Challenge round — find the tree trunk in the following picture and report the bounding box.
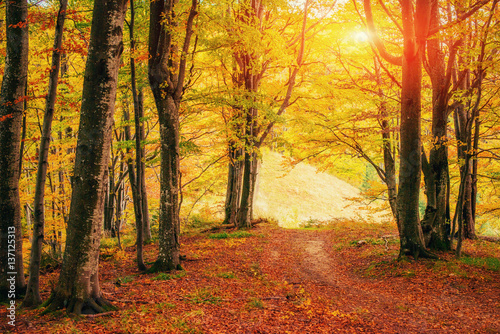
[454,101,476,239]
[123,102,145,270]
[237,105,258,228]
[129,0,145,270]
[470,117,480,233]
[421,0,451,251]
[129,0,151,244]
[248,151,259,222]
[463,172,476,239]
[104,166,115,234]
[23,0,68,308]
[374,59,398,223]
[396,0,435,259]
[0,0,29,301]
[224,144,243,225]
[44,0,128,314]
[148,0,197,272]
[138,92,152,242]
[114,162,125,239]
[397,48,428,257]
[151,93,182,270]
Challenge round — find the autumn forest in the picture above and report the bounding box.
[1,0,500,332]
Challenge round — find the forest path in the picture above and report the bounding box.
[260,225,500,333]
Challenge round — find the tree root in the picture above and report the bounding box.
[22,285,42,309]
[42,293,116,315]
[146,259,182,274]
[400,245,439,260]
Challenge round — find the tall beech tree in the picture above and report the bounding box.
[0,0,29,300]
[24,0,69,308]
[44,0,128,314]
[364,0,436,258]
[148,0,198,271]
[419,0,456,251]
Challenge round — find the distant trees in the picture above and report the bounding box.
[0,0,29,300]
[44,0,128,314]
[217,0,309,228]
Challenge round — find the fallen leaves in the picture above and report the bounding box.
[3,221,500,333]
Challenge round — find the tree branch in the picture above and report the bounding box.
[363,0,403,66]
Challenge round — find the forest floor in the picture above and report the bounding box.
[3,220,500,333]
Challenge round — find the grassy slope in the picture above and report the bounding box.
[254,150,391,227]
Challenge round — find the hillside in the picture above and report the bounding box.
[254,150,391,227]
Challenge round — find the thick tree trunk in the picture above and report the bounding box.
[0,0,29,301]
[420,0,451,251]
[396,0,434,259]
[397,49,429,258]
[44,0,128,314]
[151,93,181,270]
[148,0,197,272]
[364,0,435,259]
[24,0,68,308]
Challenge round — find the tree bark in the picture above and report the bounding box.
[24,0,68,308]
[454,89,477,240]
[0,0,29,300]
[420,0,452,251]
[44,0,128,314]
[148,0,198,272]
[396,0,435,259]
